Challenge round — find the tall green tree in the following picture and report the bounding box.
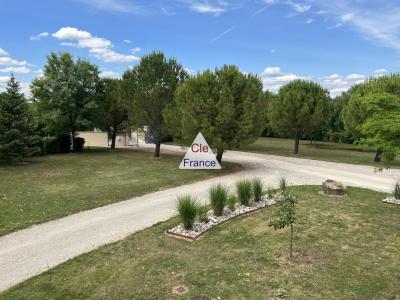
[164,65,266,163]
[31,52,102,151]
[0,75,38,163]
[97,78,129,150]
[268,80,331,154]
[343,74,400,163]
[123,52,187,157]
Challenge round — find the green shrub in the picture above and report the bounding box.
[279,177,288,191]
[177,195,198,230]
[394,181,400,200]
[198,204,209,223]
[252,178,263,202]
[227,194,237,210]
[236,179,252,206]
[209,184,228,216]
[58,134,71,153]
[74,137,85,152]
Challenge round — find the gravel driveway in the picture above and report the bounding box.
[1,145,399,292]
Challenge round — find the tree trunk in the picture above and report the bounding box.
[290,223,293,259]
[216,148,224,164]
[374,149,383,162]
[154,142,161,158]
[111,130,117,150]
[294,133,300,154]
[71,130,76,152]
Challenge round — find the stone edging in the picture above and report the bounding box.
[382,197,400,205]
[166,198,275,241]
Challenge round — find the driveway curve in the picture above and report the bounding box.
[1,144,399,292]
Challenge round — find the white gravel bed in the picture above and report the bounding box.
[167,197,276,240]
[382,197,400,205]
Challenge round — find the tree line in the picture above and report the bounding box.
[1,51,399,166]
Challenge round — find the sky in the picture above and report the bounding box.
[0,0,399,97]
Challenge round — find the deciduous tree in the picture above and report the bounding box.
[123,52,187,157]
[31,52,102,151]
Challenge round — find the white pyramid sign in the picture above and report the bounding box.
[179,132,221,169]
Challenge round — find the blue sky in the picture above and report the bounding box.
[0,0,399,96]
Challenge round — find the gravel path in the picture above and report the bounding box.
[1,145,399,292]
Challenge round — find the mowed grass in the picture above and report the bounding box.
[0,149,239,236]
[2,186,399,299]
[239,137,400,168]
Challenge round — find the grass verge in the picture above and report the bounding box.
[2,186,399,299]
[0,148,240,236]
[239,137,400,168]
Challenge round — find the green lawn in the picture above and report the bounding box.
[239,137,400,168]
[2,186,399,299]
[0,149,239,236]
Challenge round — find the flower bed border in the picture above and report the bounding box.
[382,197,400,205]
[165,198,275,241]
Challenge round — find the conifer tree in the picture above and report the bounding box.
[0,75,37,163]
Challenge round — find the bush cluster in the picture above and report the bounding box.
[394,181,400,200]
[177,195,198,230]
[236,179,252,206]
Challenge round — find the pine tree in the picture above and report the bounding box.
[0,75,37,163]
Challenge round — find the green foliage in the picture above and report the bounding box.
[269,191,297,258]
[252,178,263,202]
[123,52,187,157]
[164,65,267,163]
[30,52,102,151]
[279,177,288,191]
[266,186,275,199]
[393,181,400,200]
[227,194,237,210]
[343,74,400,165]
[96,78,129,150]
[209,184,228,216]
[0,76,38,163]
[197,204,209,223]
[236,179,252,206]
[177,195,198,230]
[268,80,331,154]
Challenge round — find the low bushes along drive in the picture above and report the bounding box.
[236,179,252,206]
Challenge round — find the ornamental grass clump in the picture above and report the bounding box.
[209,184,228,216]
[394,181,400,200]
[279,177,288,192]
[236,179,252,206]
[198,204,209,223]
[227,194,237,211]
[177,195,198,230]
[252,178,263,202]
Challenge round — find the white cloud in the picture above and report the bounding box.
[260,67,374,97]
[191,3,226,16]
[123,39,132,44]
[306,18,313,24]
[0,48,9,56]
[30,32,49,41]
[0,66,31,74]
[52,27,139,63]
[100,70,120,78]
[0,75,30,95]
[313,1,400,51]
[373,68,387,77]
[0,56,27,66]
[89,48,139,63]
[264,0,311,14]
[131,47,142,54]
[261,67,305,92]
